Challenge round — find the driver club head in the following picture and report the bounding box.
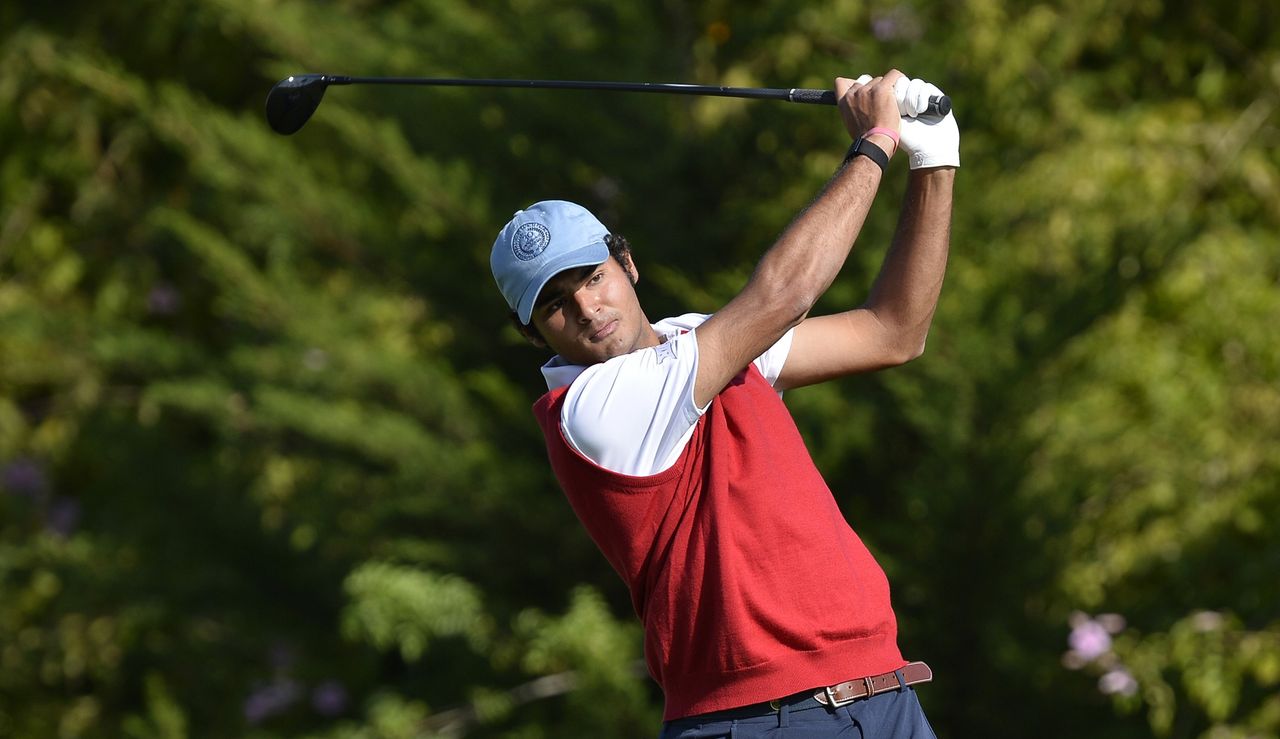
[264,74,331,135]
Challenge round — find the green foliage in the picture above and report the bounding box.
[2,0,1278,737]
[122,673,189,739]
[341,563,491,660]
[514,587,653,732]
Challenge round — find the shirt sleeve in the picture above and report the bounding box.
[561,329,704,477]
[752,325,795,386]
[561,315,795,476]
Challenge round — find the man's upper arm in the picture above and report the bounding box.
[692,293,805,407]
[773,309,910,390]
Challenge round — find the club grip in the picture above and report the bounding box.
[789,88,951,117]
[789,88,838,105]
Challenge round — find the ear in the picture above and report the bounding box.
[510,312,547,348]
[620,252,639,285]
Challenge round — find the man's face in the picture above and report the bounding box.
[529,254,656,366]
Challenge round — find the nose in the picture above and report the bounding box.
[570,287,597,323]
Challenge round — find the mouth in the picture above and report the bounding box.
[588,319,619,342]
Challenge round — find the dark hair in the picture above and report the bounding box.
[604,233,632,266]
[512,233,635,343]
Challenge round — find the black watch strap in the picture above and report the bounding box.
[844,136,890,173]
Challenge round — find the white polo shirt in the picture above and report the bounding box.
[540,313,795,476]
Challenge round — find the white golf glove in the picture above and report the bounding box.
[893,76,960,170]
[854,75,960,169]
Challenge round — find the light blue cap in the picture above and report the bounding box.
[491,200,611,325]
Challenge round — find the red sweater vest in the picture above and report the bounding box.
[533,364,905,720]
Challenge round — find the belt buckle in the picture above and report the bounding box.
[824,676,874,708]
[823,686,851,707]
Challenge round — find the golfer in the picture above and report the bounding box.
[491,70,957,737]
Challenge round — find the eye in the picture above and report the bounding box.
[588,271,605,285]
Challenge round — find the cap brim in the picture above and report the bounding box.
[516,241,611,325]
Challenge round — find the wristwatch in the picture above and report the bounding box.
[844,136,890,173]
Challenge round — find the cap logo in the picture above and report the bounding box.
[511,222,551,261]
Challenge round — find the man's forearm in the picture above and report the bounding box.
[863,168,955,356]
[748,154,888,320]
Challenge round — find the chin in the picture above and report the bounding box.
[579,339,629,365]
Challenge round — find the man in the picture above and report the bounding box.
[490,70,958,737]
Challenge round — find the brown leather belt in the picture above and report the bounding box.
[812,661,933,707]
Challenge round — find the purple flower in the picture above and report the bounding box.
[871,15,900,41]
[243,679,302,725]
[311,680,348,716]
[1095,613,1126,634]
[147,284,182,316]
[1098,668,1138,696]
[2,458,48,500]
[870,6,923,42]
[1068,618,1112,662]
[45,497,81,537]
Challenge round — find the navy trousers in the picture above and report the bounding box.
[658,685,936,739]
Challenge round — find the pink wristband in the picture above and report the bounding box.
[864,126,899,155]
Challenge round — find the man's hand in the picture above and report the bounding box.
[836,71,904,151]
[893,76,960,170]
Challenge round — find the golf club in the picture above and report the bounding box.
[264,74,952,136]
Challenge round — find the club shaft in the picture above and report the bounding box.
[327,75,831,104]
[295,75,950,117]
